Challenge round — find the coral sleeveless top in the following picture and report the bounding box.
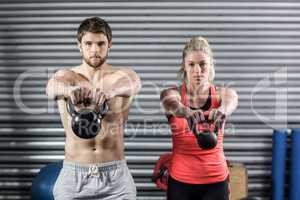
[168,83,229,184]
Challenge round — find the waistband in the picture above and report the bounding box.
[63,159,127,173]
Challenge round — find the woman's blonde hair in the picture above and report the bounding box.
[177,36,215,82]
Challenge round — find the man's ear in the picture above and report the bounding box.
[108,41,112,48]
[77,41,82,54]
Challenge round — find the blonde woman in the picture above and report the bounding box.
[160,37,238,200]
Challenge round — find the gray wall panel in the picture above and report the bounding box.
[1,1,299,199]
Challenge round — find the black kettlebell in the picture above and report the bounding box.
[188,116,219,150]
[195,129,218,150]
[66,99,108,139]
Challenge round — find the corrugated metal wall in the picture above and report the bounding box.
[0,1,299,199]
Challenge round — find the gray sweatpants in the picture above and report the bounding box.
[53,159,136,200]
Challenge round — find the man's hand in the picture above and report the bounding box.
[91,88,108,111]
[68,86,91,105]
[68,86,109,112]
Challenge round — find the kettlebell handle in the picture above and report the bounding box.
[99,101,109,117]
[66,98,78,117]
[66,98,109,117]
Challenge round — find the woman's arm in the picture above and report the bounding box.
[160,87,193,118]
[217,87,238,117]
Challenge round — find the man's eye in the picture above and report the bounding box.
[189,63,194,67]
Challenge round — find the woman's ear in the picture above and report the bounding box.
[182,63,187,74]
[179,63,186,80]
[180,62,185,70]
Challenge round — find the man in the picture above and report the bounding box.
[46,17,141,200]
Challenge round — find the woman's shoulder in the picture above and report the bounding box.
[160,85,181,97]
[213,84,238,105]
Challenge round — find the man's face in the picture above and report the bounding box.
[78,32,111,68]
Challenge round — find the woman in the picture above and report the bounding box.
[160,36,238,200]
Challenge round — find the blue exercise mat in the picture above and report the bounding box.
[31,162,63,200]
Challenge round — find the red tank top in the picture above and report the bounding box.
[168,83,229,184]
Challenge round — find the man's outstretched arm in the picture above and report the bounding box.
[96,68,141,99]
[46,69,77,100]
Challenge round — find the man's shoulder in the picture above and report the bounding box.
[54,66,79,74]
[53,67,77,79]
[69,65,82,73]
[109,66,136,73]
[54,66,91,84]
[106,66,139,79]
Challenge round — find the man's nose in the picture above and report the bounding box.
[91,44,99,52]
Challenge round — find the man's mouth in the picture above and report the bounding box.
[90,55,101,59]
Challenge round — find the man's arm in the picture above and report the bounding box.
[96,68,141,99]
[160,88,193,118]
[46,69,77,100]
[46,69,94,107]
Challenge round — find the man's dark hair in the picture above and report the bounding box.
[77,17,112,43]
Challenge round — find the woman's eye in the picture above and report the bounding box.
[200,63,207,69]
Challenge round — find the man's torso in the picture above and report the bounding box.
[57,66,132,163]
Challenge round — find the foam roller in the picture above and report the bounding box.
[289,129,300,200]
[272,129,288,200]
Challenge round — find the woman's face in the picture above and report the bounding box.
[184,50,210,86]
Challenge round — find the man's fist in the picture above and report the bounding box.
[67,86,108,112]
[68,86,92,106]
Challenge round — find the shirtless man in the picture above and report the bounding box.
[46,17,141,200]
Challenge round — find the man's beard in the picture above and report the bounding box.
[83,53,108,69]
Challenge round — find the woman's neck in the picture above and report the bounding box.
[184,80,210,108]
[185,80,210,97]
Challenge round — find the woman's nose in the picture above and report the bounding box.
[194,65,202,73]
